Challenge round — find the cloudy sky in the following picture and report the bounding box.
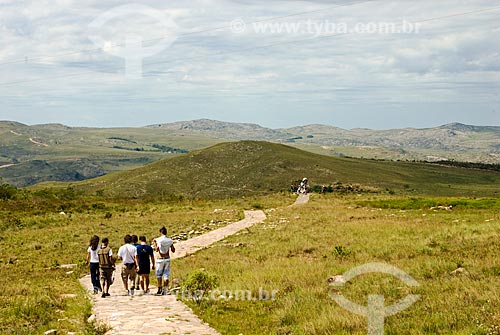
[0,0,499,129]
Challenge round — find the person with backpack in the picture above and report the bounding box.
[136,236,155,294]
[154,227,175,295]
[117,234,139,296]
[86,235,102,294]
[97,237,115,298]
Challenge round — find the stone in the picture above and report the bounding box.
[44,330,57,335]
[450,267,468,276]
[327,275,346,284]
[61,294,77,299]
[87,314,96,323]
[60,264,77,269]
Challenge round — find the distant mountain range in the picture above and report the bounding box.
[148,119,499,161]
[1,119,498,187]
[148,119,499,150]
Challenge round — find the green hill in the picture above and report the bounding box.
[52,141,499,198]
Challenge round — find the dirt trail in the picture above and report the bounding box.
[29,137,49,147]
[292,194,310,206]
[79,210,266,335]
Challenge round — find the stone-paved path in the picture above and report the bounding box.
[80,210,266,335]
[292,194,310,206]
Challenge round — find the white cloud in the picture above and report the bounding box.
[0,0,499,128]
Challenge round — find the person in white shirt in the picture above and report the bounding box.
[117,234,139,295]
[154,226,175,295]
[86,235,102,294]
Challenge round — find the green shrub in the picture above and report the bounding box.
[332,245,351,259]
[181,269,218,304]
[0,183,17,200]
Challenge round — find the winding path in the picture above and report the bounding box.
[292,194,310,206]
[80,210,267,335]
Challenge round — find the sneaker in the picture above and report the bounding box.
[135,286,140,290]
[162,289,169,295]
[125,290,130,296]
[156,287,163,296]
[93,288,98,295]
[130,288,135,296]
[101,293,106,298]
[105,293,110,297]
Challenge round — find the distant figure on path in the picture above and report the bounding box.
[297,177,309,194]
[154,226,175,295]
[136,235,155,294]
[97,237,115,298]
[131,235,141,291]
[117,234,139,295]
[86,235,102,294]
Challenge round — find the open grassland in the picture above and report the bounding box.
[175,194,500,335]
[1,188,499,335]
[0,192,291,335]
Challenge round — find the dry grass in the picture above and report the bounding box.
[174,194,500,335]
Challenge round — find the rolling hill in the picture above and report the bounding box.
[49,141,499,199]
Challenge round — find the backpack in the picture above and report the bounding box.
[97,246,113,269]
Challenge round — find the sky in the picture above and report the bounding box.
[0,0,499,129]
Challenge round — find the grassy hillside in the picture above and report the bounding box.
[50,141,499,198]
[0,121,220,186]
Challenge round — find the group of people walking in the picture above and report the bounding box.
[86,226,176,298]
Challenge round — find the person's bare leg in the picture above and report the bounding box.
[145,274,150,291]
[156,277,163,295]
[101,277,106,296]
[122,276,128,291]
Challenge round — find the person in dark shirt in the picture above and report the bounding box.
[131,235,141,290]
[135,235,155,294]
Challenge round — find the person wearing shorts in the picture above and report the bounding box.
[117,234,138,295]
[154,226,175,295]
[131,235,141,290]
[136,235,155,294]
[98,237,115,298]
